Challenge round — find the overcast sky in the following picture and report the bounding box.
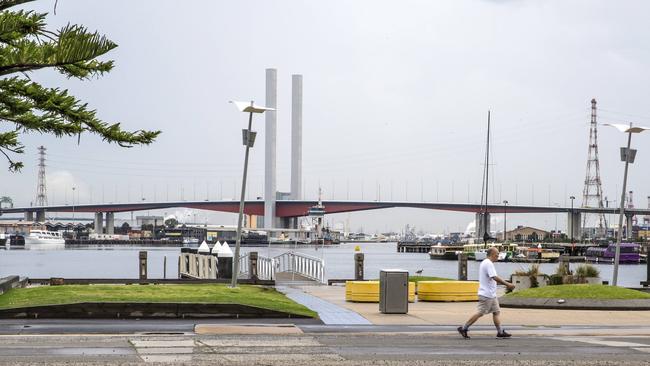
[3,0,650,234]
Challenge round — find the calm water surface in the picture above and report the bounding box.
[0,242,646,287]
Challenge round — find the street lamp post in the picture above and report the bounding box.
[72,186,76,220]
[604,123,650,286]
[502,200,508,242]
[230,100,274,288]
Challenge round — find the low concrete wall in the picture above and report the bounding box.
[26,278,274,286]
[0,302,310,319]
[0,276,27,295]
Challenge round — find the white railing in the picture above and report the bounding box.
[237,253,275,281]
[274,251,325,283]
[238,253,249,277]
[257,256,275,281]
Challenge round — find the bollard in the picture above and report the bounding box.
[457,253,468,281]
[163,256,167,279]
[139,251,148,280]
[249,252,258,281]
[354,252,365,280]
[643,253,650,287]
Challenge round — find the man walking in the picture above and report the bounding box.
[458,247,515,339]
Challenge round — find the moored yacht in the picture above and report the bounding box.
[24,230,65,245]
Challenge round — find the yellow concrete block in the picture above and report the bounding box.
[345,281,416,303]
[417,281,479,302]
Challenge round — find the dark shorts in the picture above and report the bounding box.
[477,295,500,315]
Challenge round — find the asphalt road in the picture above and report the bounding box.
[1,320,650,365]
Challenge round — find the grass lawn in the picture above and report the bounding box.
[408,276,453,283]
[0,284,316,317]
[504,284,650,300]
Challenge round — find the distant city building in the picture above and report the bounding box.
[501,225,550,242]
[136,216,164,227]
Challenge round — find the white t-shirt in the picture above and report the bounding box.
[478,258,498,298]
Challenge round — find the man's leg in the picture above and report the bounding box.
[464,312,484,329]
[492,312,501,332]
[493,312,511,337]
[458,312,483,338]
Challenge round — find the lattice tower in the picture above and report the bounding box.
[581,99,607,237]
[35,145,48,206]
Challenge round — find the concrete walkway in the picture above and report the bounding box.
[277,286,371,325]
[295,284,650,327]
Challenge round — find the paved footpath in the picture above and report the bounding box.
[297,284,650,327]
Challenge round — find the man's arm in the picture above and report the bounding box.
[492,275,515,290]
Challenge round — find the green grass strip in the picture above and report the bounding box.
[504,284,650,300]
[0,284,316,317]
[408,276,454,283]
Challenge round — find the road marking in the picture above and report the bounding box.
[198,337,321,347]
[128,335,341,363]
[558,337,649,348]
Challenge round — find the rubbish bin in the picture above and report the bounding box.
[379,269,409,314]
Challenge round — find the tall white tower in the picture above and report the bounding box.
[264,69,277,229]
[291,74,303,201]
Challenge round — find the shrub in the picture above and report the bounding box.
[549,274,563,286]
[555,263,573,277]
[575,264,600,278]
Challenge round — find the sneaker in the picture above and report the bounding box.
[457,326,470,339]
[496,330,512,338]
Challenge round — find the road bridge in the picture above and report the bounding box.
[2,200,649,239]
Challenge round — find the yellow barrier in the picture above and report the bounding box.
[417,281,478,302]
[345,281,415,303]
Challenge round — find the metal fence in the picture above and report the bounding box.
[274,251,325,283]
[237,253,275,281]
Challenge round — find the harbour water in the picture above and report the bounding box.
[0,242,647,288]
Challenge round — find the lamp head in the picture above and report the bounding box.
[604,123,650,134]
[230,100,275,114]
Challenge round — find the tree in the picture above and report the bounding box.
[164,217,178,228]
[0,0,160,171]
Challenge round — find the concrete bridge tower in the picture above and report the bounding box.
[264,69,278,229]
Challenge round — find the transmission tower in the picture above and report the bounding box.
[581,99,607,237]
[35,146,48,206]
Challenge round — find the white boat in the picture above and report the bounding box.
[24,230,65,245]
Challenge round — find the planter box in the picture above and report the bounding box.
[511,275,531,291]
[583,277,602,285]
[535,275,548,287]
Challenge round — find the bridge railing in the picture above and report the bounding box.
[274,251,325,283]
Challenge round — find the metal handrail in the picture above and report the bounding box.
[274,251,325,283]
[237,253,275,281]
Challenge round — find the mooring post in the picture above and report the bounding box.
[354,252,364,281]
[643,252,650,287]
[249,252,258,282]
[457,253,468,281]
[139,251,148,280]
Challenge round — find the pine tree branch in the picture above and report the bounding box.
[0,1,160,172]
[0,0,33,12]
